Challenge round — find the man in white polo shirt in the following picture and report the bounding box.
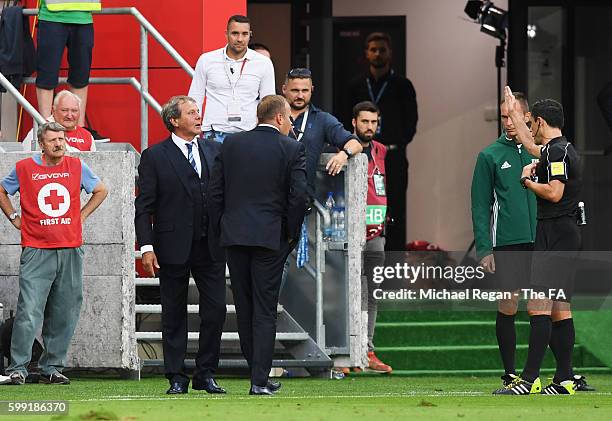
[188,15,275,143]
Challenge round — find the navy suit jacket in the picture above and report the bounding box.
[208,126,308,256]
[134,136,223,265]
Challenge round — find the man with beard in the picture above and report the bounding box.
[344,32,418,252]
[188,15,275,143]
[282,68,362,191]
[352,101,392,374]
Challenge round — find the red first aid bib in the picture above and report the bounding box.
[16,156,83,248]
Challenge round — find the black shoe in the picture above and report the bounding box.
[249,385,274,395]
[192,377,226,394]
[40,372,70,385]
[501,373,518,387]
[574,375,596,392]
[266,380,281,393]
[166,381,189,394]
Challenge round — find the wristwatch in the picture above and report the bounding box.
[9,212,19,221]
[342,146,353,159]
[520,176,530,189]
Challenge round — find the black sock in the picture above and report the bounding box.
[496,311,516,375]
[521,315,552,383]
[549,318,575,384]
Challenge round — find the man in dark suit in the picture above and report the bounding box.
[208,95,307,395]
[135,96,227,395]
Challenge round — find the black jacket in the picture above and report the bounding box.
[0,6,35,91]
[343,70,418,147]
[208,126,308,255]
[135,136,223,265]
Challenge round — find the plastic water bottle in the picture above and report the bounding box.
[331,207,340,241]
[324,192,335,241]
[333,196,346,242]
[337,207,346,241]
[577,201,587,225]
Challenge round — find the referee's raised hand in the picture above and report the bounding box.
[504,86,521,115]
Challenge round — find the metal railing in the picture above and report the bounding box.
[20,7,195,151]
[0,72,46,146]
[309,198,331,348]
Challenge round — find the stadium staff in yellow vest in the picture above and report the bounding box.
[35,0,102,127]
[0,121,107,386]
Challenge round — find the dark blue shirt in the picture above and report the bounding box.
[290,103,355,193]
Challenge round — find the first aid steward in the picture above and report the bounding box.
[0,122,107,385]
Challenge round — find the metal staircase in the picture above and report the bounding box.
[133,274,333,375]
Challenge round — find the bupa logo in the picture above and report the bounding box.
[32,172,70,180]
[32,173,70,181]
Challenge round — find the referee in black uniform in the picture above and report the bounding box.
[495,87,583,396]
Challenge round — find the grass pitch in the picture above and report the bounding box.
[1,374,611,420]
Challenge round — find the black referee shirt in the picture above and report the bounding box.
[535,136,582,219]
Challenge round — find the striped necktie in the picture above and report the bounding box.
[186,142,198,174]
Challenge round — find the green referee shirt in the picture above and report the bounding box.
[38,0,93,24]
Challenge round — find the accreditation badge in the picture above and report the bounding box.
[366,205,387,225]
[227,99,242,122]
[373,173,386,196]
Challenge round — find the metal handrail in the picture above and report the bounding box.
[0,72,46,149]
[23,77,162,114]
[22,7,194,77]
[20,7,195,151]
[310,197,331,349]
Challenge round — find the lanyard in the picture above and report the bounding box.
[367,145,382,177]
[366,69,394,104]
[224,55,248,99]
[296,108,309,141]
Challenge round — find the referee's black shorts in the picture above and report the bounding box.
[530,215,581,302]
[492,243,533,292]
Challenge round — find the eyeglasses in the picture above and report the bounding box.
[287,68,312,79]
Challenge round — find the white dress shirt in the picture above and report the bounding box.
[140,133,201,254]
[188,46,276,134]
[171,133,202,177]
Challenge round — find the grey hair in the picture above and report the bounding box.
[161,95,197,132]
[37,122,67,142]
[53,90,82,109]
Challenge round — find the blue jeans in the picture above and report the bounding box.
[202,130,230,143]
[8,247,84,376]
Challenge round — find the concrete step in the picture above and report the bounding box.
[373,320,530,347]
[136,331,310,341]
[135,304,283,314]
[375,344,604,371]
